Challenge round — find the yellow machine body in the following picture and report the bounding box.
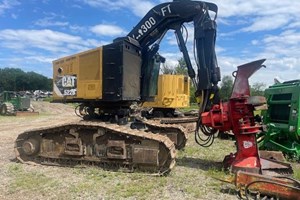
[53,47,103,101]
[143,74,190,108]
[52,39,142,103]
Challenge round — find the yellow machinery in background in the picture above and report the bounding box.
[142,74,190,117]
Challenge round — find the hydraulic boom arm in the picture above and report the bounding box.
[126,0,220,112]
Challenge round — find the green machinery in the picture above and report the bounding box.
[0,91,33,115]
[258,80,300,160]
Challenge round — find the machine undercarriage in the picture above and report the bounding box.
[14,101,187,175]
[74,103,188,150]
[15,120,177,175]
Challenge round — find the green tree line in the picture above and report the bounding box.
[219,75,266,101]
[0,68,52,92]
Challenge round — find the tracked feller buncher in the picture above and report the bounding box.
[142,74,190,118]
[141,74,198,132]
[14,0,220,175]
[14,1,300,198]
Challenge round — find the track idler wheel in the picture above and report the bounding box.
[21,138,40,156]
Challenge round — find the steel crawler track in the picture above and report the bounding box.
[142,119,188,150]
[14,120,176,175]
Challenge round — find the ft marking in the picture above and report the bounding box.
[161,4,171,16]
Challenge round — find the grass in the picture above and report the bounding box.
[67,167,170,199]
[0,115,14,121]
[7,164,60,195]
[179,103,199,112]
[293,164,300,180]
[42,97,53,102]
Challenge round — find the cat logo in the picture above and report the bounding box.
[162,97,174,106]
[62,75,77,88]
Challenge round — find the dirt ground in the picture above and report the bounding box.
[0,102,297,200]
[0,102,80,199]
[0,102,78,165]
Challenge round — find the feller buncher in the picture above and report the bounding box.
[14,1,300,198]
[141,74,198,132]
[142,74,190,118]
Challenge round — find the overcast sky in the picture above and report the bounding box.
[1,0,300,86]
